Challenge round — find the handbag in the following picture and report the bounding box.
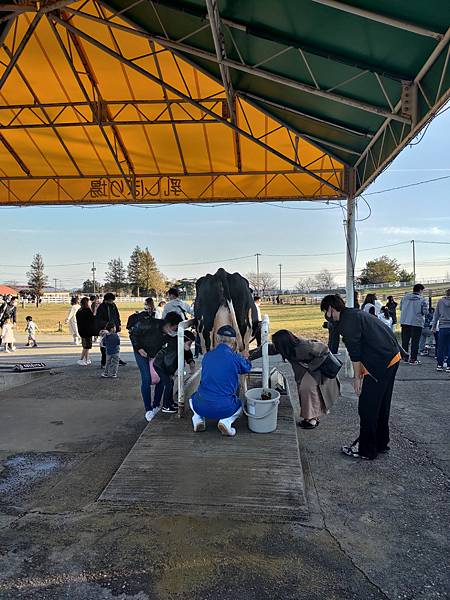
[149,358,160,384]
[317,352,343,379]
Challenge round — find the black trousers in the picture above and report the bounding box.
[100,346,106,367]
[358,363,399,459]
[255,321,262,346]
[401,324,422,362]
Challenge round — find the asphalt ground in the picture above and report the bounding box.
[0,350,448,600]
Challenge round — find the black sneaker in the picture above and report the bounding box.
[341,445,370,459]
[162,405,178,414]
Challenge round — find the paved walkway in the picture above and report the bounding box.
[0,355,448,599]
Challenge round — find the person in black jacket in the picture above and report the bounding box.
[153,330,195,415]
[76,297,96,366]
[129,311,182,420]
[96,293,125,368]
[321,294,401,460]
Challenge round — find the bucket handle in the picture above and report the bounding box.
[242,398,279,420]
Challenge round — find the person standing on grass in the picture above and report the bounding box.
[386,296,398,329]
[400,283,428,365]
[432,289,450,372]
[25,316,39,348]
[76,297,96,366]
[101,322,121,378]
[66,296,81,345]
[253,295,263,345]
[95,293,126,368]
[155,300,166,319]
[321,294,401,460]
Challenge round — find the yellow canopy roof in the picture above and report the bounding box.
[0,1,344,205]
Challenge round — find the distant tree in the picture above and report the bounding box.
[27,253,48,306]
[105,258,127,294]
[127,246,142,296]
[295,277,317,293]
[178,278,197,298]
[398,269,414,283]
[82,279,103,294]
[314,269,336,290]
[359,255,401,285]
[139,247,166,295]
[245,271,277,295]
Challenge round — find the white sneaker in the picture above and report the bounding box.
[152,405,161,416]
[85,359,92,365]
[217,419,236,437]
[77,359,87,366]
[145,409,155,422]
[192,413,206,432]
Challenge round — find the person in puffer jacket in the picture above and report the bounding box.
[432,289,450,371]
[399,284,428,364]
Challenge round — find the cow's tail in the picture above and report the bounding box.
[217,267,231,302]
[227,299,245,352]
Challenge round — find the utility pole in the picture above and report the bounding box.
[255,253,261,295]
[411,240,416,285]
[278,264,282,295]
[53,278,57,292]
[91,262,96,294]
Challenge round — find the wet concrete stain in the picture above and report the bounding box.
[0,452,75,498]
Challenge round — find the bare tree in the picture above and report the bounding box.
[246,271,276,295]
[314,269,336,290]
[295,276,317,293]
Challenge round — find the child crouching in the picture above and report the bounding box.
[152,330,196,415]
[101,322,121,378]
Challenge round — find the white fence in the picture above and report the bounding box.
[35,295,147,304]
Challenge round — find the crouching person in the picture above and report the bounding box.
[190,325,252,437]
[153,330,196,415]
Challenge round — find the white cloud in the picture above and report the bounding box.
[382,226,450,236]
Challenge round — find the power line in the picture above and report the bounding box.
[364,174,450,196]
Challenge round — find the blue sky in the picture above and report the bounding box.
[2,107,450,290]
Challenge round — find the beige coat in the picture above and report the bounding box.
[254,337,339,418]
[288,338,339,413]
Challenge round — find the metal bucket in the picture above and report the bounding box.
[244,387,280,434]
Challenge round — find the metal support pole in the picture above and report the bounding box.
[345,196,356,308]
[261,314,270,389]
[412,240,416,285]
[256,253,261,295]
[92,262,96,294]
[278,264,282,295]
[177,318,195,417]
[344,195,356,377]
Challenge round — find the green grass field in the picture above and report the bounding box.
[15,302,327,339]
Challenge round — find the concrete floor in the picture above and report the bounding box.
[0,353,449,599]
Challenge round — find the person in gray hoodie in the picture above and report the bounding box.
[400,283,428,364]
[432,289,450,372]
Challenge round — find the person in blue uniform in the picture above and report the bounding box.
[190,325,252,437]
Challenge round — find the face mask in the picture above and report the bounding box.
[167,330,177,337]
[325,312,334,322]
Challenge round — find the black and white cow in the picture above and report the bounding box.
[194,268,258,353]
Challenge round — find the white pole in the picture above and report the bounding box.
[346,196,356,308]
[177,318,195,417]
[261,314,270,389]
[345,196,356,377]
